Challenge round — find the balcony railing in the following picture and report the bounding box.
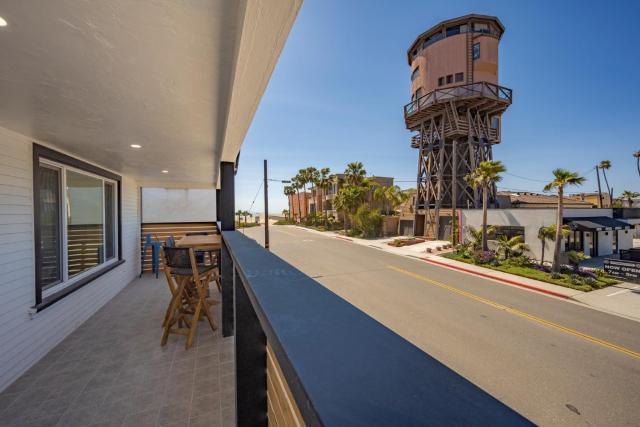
[404,81,513,117]
[220,229,532,426]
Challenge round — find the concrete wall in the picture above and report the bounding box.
[0,126,140,392]
[142,188,215,223]
[564,208,612,218]
[460,209,558,261]
[597,231,613,256]
[618,229,633,250]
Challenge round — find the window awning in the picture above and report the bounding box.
[564,217,631,231]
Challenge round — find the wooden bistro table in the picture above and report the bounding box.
[175,234,222,251]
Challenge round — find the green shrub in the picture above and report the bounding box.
[593,268,609,278]
[352,204,382,238]
[503,255,532,268]
[550,272,563,280]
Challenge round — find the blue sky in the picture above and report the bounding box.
[235,0,640,214]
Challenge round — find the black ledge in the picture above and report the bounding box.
[222,230,532,426]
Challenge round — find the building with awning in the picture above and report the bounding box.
[459,208,637,261]
[564,217,632,257]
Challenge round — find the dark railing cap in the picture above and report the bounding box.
[223,230,532,426]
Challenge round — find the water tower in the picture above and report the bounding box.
[404,14,512,239]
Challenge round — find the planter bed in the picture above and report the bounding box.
[387,237,425,247]
[442,252,618,292]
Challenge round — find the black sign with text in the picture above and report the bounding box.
[604,258,640,283]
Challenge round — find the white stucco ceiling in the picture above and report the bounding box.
[0,0,301,187]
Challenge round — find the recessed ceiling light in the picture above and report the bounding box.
[0,17,7,27]
[130,144,142,149]
[162,170,169,174]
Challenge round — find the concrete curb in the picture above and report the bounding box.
[416,257,571,299]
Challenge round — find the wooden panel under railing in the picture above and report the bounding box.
[140,222,217,272]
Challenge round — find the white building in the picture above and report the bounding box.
[0,0,301,393]
[459,208,634,261]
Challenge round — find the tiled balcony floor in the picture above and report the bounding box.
[0,275,235,427]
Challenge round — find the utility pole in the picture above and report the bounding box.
[264,159,269,250]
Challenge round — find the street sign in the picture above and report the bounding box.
[604,258,640,283]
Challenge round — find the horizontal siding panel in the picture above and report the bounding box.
[0,131,140,392]
[0,194,31,206]
[0,184,31,197]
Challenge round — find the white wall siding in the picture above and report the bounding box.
[0,126,140,392]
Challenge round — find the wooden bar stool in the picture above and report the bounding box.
[161,246,218,349]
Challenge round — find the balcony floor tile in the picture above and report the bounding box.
[0,275,234,427]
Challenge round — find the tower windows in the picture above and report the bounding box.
[446,74,453,84]
[473,43,480,60]
[455,72,464,82]
[411,67,420,82]
[438,77,444,86]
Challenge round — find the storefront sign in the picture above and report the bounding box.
[604,258,640,283]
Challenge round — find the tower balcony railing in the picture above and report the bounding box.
[404,81,513,117]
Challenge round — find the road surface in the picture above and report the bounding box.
[242,225,640,426]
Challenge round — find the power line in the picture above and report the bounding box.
[247,182,263,213]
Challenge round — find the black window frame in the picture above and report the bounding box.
[438,76,444,86]
[455,72,464,82]
[33,144,124,312]
[446,74,453,84]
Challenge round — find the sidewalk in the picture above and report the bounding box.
[291,225,640,322]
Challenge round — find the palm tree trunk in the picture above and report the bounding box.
[637,157,640,178]
[481,185,489,251]
[296,189,301,223]
[540,239,545,265]
[323,188,328,228]
[602,170,611,207]
[552,188,564,272]
[595,167,603,208]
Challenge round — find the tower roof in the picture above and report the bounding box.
[407,14,505,64]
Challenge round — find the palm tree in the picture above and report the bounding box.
[333,186,367,233]
[465,225,496,251]
[495,235,529,260]
[306,167,320,223]
[543,169,586,272]
[344,162,367,187]
[235,209,243,225]
[537,225,556,266]
[465,160,506,251]
[621,190,640,207]
[634,151,640,178]
[291,176,302,222]
[282,209,290,221]
[297,169,311,219]
[283,186,295,220]
[373,185,410,215]
[316,168,331,227]
[598,160,612,207]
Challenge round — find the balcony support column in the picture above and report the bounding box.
[235,269,268,427]
[220,161,235,337]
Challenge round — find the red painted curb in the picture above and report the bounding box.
[335,236,353,242]
[418,257,570,299]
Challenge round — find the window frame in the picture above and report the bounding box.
[33,144,123,311]
[455,72,464,83]
[473,43,481,60]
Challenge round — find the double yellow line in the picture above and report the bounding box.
[387,265,640,360]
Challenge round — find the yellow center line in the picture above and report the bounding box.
[387,265,640,360]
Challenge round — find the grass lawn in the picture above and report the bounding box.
[443,252,618,292]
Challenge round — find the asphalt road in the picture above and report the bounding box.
[243,225,640,426]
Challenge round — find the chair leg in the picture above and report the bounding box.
[162,279,187,346]
[185,299,202,350]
